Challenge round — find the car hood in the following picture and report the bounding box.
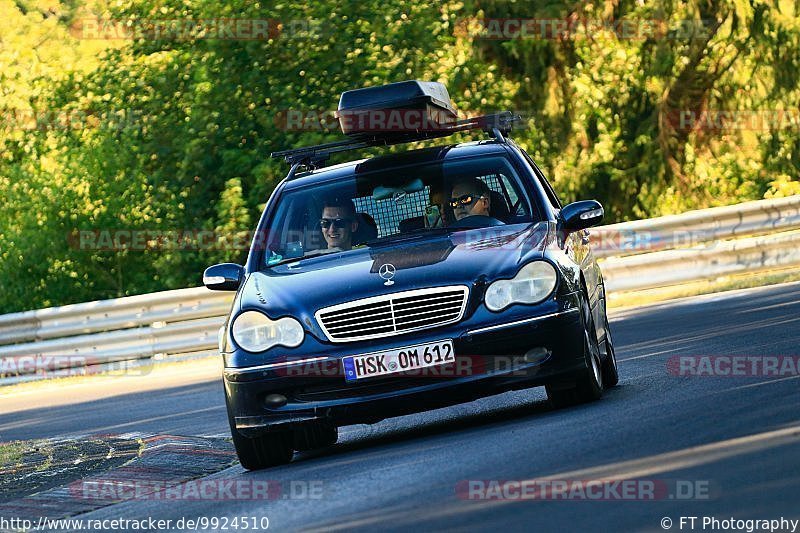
[239,222,554,326]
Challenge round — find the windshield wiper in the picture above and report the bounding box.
[266,250,341,268]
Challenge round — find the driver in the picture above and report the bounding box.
[320,197,359,251]
[449,178,503,225]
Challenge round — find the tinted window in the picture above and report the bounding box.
[260,156,536,267]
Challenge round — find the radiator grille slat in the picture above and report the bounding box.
[393,295,464,311]
[320,302,391,321]
[316,286,468,342]
[323,310,393,327]
[392,299,464,315]
[395,313,461,328]
[326,316,394,331]
[393,293,464,306]
[394,306,459,322]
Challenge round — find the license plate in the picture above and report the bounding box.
[342,340,455,381]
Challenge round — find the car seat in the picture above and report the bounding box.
[352,212,378,245]
[488,190,511,222]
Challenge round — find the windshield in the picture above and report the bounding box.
[260,155,535,267]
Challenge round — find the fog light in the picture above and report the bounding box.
[524,347,551,365]
[264,394,288,408]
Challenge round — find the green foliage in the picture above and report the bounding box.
[1,0,799,312]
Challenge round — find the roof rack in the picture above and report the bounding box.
[270,111,521,173]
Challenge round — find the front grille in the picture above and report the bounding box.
[315,286,469,342]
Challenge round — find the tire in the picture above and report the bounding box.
[546,292,604,408]
[293,422,338,452]
[600,309,619,387]
[226,394,294,470]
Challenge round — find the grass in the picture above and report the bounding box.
[0,441,31,472]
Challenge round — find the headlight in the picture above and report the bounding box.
[484,261,558,311]
[231,311,304,352]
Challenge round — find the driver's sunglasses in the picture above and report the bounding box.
[320,218,351,230]
[449,194,485,209]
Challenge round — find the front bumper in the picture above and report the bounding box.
[224,294,585,436]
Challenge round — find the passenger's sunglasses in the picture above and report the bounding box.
[320,218,352,230]
[449,194,486,209]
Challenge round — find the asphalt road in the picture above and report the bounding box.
[3,282,800,531]
[0,359,229,441]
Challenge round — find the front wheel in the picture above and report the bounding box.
[600,309,619,387]
[293,422,338,452]
[546,293,603,408]
[226,393,294,470]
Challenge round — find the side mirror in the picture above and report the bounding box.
[559,200,604,233]
[203,263,244,291]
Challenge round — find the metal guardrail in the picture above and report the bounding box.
[1,195,799,382]
[0,288,234,379]
[0,287,233,345]
[592,194,800,258]
[600,229,800,292]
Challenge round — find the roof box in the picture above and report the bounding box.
[336,80,458,136]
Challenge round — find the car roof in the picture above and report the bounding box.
[284,139,509,190]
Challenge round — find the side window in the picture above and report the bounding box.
[521,149,562,210]
[476,173,528,220]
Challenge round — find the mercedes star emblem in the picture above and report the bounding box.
[379,263,396,286]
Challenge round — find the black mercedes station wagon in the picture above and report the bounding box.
[204,81,619,470]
